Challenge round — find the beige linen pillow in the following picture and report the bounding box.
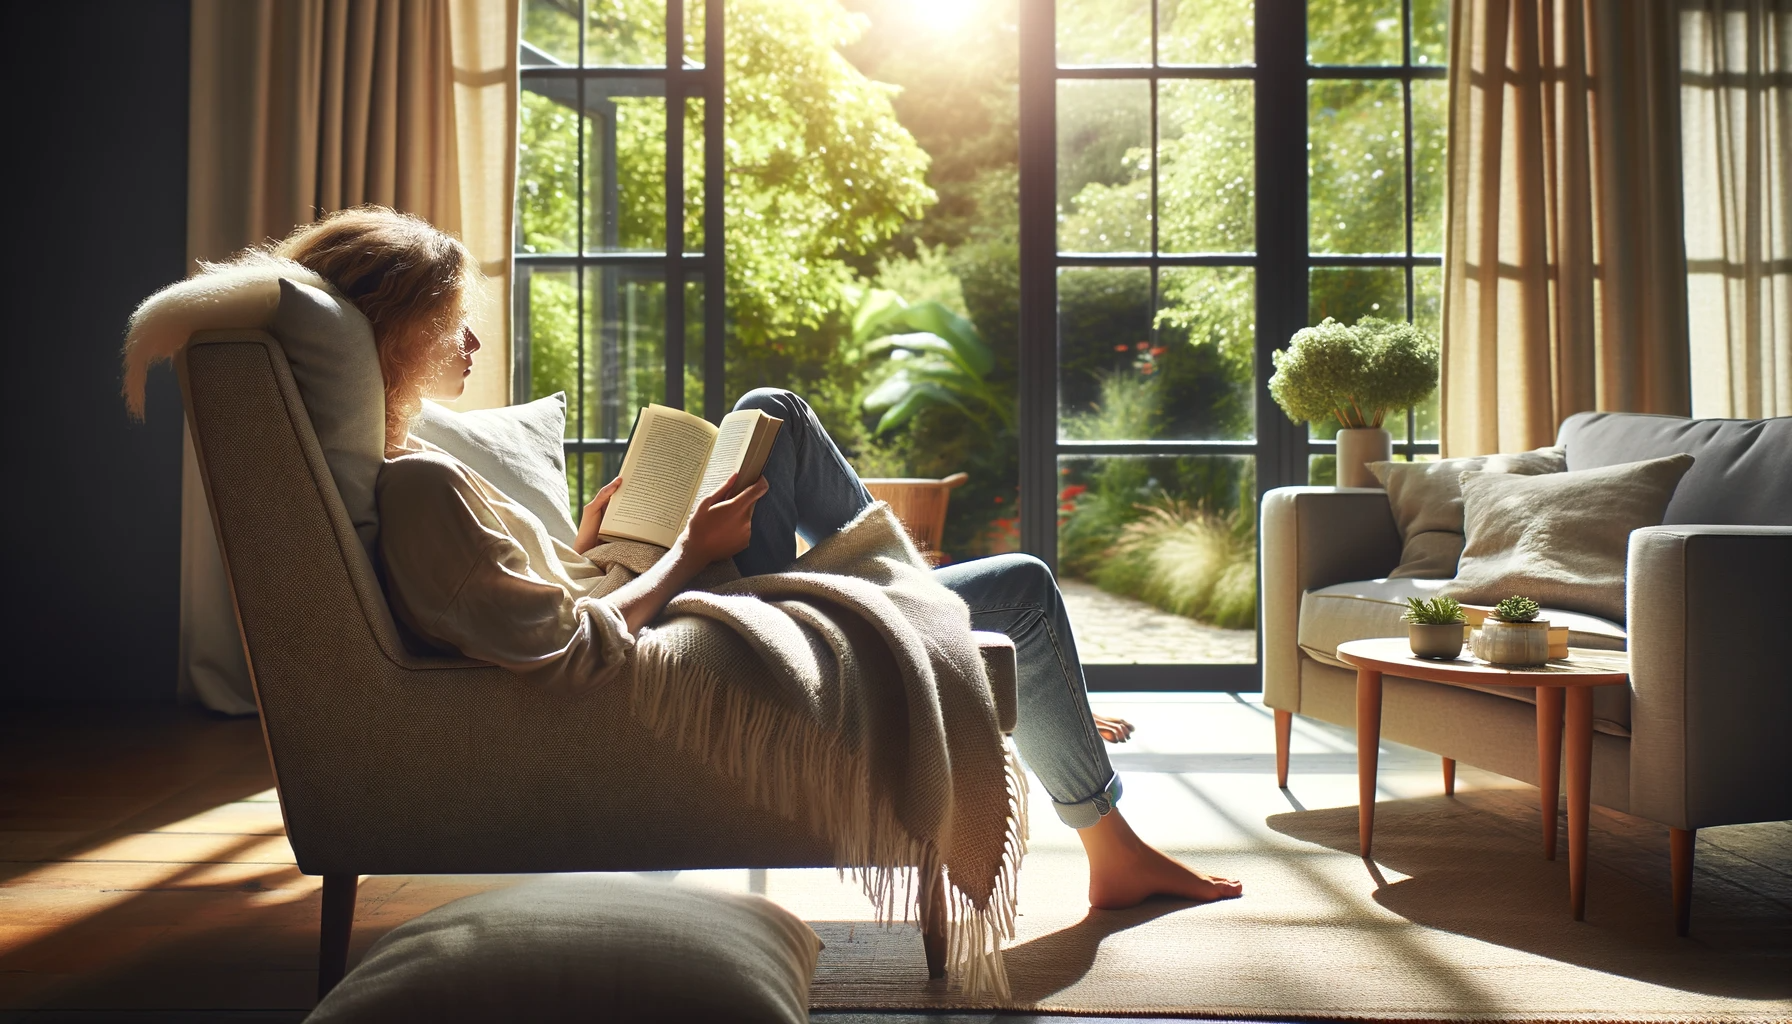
[1446,453,1695,622]
[306,875,822,1024]
[1367,447,1566,578]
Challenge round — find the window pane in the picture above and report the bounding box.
[1413,265,1441,440]
[522,0,578,66]
[1412,0,1449,66]
[1058,267,1256,443]
[585,79,667,252]
[1308,453,1337,486]
[517,88,580,254]
[1159,79,1254,253]
[522,268,581,429]
[1412,78,1448,254]
[1056,0,1150,66]
[685,97,705,254]
[1305,266,1404,438]
[1058,80,1151,253]
[1309,79,1405,254]
[586,0,665,67]
[1307,0,1401,65]
[583,267,666,439]
[684,0,705,67]
[1057,455,1259,662]
[1157,0,1253,65]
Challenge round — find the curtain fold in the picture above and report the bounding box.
[1678,0,1792,418]
[1441,0,1692,456]
[181,0,518,712]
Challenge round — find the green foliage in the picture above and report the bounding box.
[1094,498,1257,629]
[1268,314,1439,428]
[848,287,1007,435]
[1492,596,1542,623]
[1402,596,1466,625]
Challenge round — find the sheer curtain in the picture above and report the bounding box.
[1678,0,1791,418]
[1440,0,1692,456]
[180,0,518,712]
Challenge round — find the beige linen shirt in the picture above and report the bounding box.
[375,438,640,694]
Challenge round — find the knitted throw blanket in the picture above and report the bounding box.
[630,504,1027,1000]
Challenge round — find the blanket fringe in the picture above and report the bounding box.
[631,645,1028,1002]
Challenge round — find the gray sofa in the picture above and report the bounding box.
[1261,411,1792,934]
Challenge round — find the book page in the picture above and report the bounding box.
[691,411,756,509]
[599,405,717,545]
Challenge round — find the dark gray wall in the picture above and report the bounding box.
[4,2,190,699]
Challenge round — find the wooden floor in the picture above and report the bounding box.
[0,702,1269,1024]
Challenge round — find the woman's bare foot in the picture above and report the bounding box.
[1077,807,1242,910]
[1093,713,1134,744]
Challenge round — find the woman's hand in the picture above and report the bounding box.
[676,473,768,568]
[573,475,626,553]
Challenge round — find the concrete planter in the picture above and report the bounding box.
[1473,620,1550,666]
[1337,427,1392,488]
[1408,622,1466,659]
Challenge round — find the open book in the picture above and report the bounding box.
[596,403,782,548]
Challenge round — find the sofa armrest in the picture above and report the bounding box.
[1628,525,1792,830]
[1260,487,1401,712]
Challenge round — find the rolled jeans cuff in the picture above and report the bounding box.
[1052,773,1123,829]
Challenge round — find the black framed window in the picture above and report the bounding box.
[1019,0,1446,690]
[514,0,724,511]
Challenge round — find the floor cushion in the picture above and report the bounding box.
[305,875,821,1024]
[1297,578,1631,736]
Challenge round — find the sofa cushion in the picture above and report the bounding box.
[1448,454,1695,622]
[305,874,822,1024]
[1557,411,1792,527]
[1367,447,1566,579]
[1298,577,1631,735]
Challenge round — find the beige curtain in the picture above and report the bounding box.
[180,0,518,712]
[1440,0,1692,456]
[1678,0,1792,418]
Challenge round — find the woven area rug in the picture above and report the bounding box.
[668,696,1791,1022]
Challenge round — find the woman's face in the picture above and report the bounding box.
[426,326,481,400]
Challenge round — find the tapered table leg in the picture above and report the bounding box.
[1535,686,1564,861]
[1566,687,1594,920]
[1356,668,1383,858]
[1441,757,1456,796]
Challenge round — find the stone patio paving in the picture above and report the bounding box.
[1059,578,1256,664]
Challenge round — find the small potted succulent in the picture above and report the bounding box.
[1471,595,1550,666]
[1268,316,1440,487]
[1402,596,1467,659]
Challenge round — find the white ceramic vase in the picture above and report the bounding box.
[1472,621,1550,666]
[1336,427,1392,488]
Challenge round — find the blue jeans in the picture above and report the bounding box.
[731,389,1121,828]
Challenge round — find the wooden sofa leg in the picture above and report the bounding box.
[920,860,948,979]
[318,874,358,1000]
[1275,709,1292,789]
[1442,757,1456,797]
[1670,828,1694,937]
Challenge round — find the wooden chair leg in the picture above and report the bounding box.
[1671,827,1694,937]
[317,874,358,1000]
[1274,709,1292,789]
[919,858,948,979]
[1442,757,1456,797]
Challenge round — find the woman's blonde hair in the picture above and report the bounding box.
[274,207,479,445]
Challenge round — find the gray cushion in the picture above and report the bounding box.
[1298,577,1630,734]
[1448,454,1695,622]
[305,875,822,1024]
[1367,447,1566,578]
[413,394,579,546]
[268,278,385,560]
[1557,411,1792,526]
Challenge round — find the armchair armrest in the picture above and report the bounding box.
[1260,487,1401,712]
[973,631,1018,734]
[1628,525,1792,830]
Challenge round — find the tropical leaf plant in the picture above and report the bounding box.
[846,286,1009,435]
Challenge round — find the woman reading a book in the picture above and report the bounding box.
[288,207,1240,910]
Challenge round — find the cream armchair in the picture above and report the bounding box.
[1261,412,1792,936]
[176,332,1019,996]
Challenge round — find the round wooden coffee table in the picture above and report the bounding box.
[1336,636,1630,920]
